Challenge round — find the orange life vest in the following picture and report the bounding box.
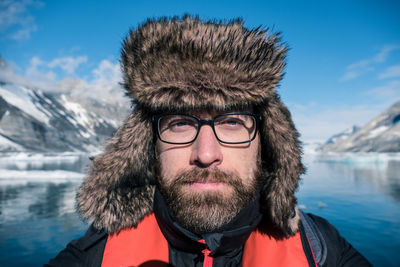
[101,213,309,267]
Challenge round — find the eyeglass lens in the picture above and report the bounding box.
[158,114,256,144]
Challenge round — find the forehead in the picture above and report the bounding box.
[184,107,254,118]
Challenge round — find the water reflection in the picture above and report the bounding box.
[0,153,87,266]
[0,182,80,223]
[29,183,70,218]
[313,153,400,202]
[0,152,399,266]
[0,152,87,224]
[298,153,400,267]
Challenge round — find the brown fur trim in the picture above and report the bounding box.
[121,15,287,111]
[77,108,156,233]
[258,100,304,236]
[77,15,304,236]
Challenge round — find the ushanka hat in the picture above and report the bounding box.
[77,15,304,237]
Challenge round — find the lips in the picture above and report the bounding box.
[183,175,226,184]
[177,169,233,184]
[187,181,228,190]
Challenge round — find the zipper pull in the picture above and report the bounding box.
[198,239,214,267]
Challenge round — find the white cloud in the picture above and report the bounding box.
[295,78,400,142]
[92,59,121,84]
[0,0,43,40]
[25,56,57,88]
[48,56,88,75]
[10,23,37,40]
[292,80,399,142]
[0,58,33,87]
[54,59,125,104]
[290,104,386,142]
[1,55,127,105]
[366,80,400,100]
[24,55,88,85]
[81,60,125,103]
[340,60,373,82]
[379,65,400,79]
[373,45,400,63]
[340,64,374,81]
[340,45,400,81]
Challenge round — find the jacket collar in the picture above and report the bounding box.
[153,188,262,256]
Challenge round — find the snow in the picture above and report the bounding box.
[342,140,354,148]
[35,103,53,119]
[0,170,84,185]
[313,151,400,167]
[60,94,96,136]
[65,115,79,126]
[61,95,90,126]
[83,144,103,154]
[0,84,50,125]
[367,125,389,139]
[0,152,87,170]
[58,109,67,116]
[0,151,84,161]
[304,145,400,169]
[0,152,86,185]
[302,141,323,154]
[0,135,24,150]
[42,94,53,105]
[330,135,346,144]
[107,118,120,128]
[79,130,91,138]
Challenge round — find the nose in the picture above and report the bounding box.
[190,124,223,168]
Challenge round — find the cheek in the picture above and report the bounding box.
[234,151,257,176]
[157,146,191,181]
[226,140,260,180]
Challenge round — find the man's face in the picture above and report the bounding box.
[156,109,261,233]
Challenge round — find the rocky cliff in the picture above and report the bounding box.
[318,101,400,152]
[0,82,129,152]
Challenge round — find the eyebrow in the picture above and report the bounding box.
[188,108,254,117]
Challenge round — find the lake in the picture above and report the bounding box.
[0,151,399,266]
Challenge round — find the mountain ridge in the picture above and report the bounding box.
[0,81,129,152]
[318,101,400,153]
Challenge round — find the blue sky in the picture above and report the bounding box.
[1,0,399,141]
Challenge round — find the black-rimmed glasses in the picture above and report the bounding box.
[153,112,261,145]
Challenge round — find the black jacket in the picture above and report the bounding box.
[45,212,372,267]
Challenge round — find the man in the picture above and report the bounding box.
[46,16,371,266]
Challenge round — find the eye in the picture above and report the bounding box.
[224,119,241,126]
[167,118,197,132]
[171,119,189,127]
[217,117,245,129]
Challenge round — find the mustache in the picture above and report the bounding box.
[170,168,242,187]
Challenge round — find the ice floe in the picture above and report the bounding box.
[0,169,84,185]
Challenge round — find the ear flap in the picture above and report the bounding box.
[259,100,304,237]
[76,107,156,234]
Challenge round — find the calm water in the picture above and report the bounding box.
[0,152,399,266]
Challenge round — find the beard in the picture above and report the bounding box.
[157,166,260,234]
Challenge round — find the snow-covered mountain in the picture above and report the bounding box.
[323,125,360,146]
[0,81,129,152]
[318,101,400,152]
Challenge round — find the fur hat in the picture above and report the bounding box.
[77,15,304,237]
